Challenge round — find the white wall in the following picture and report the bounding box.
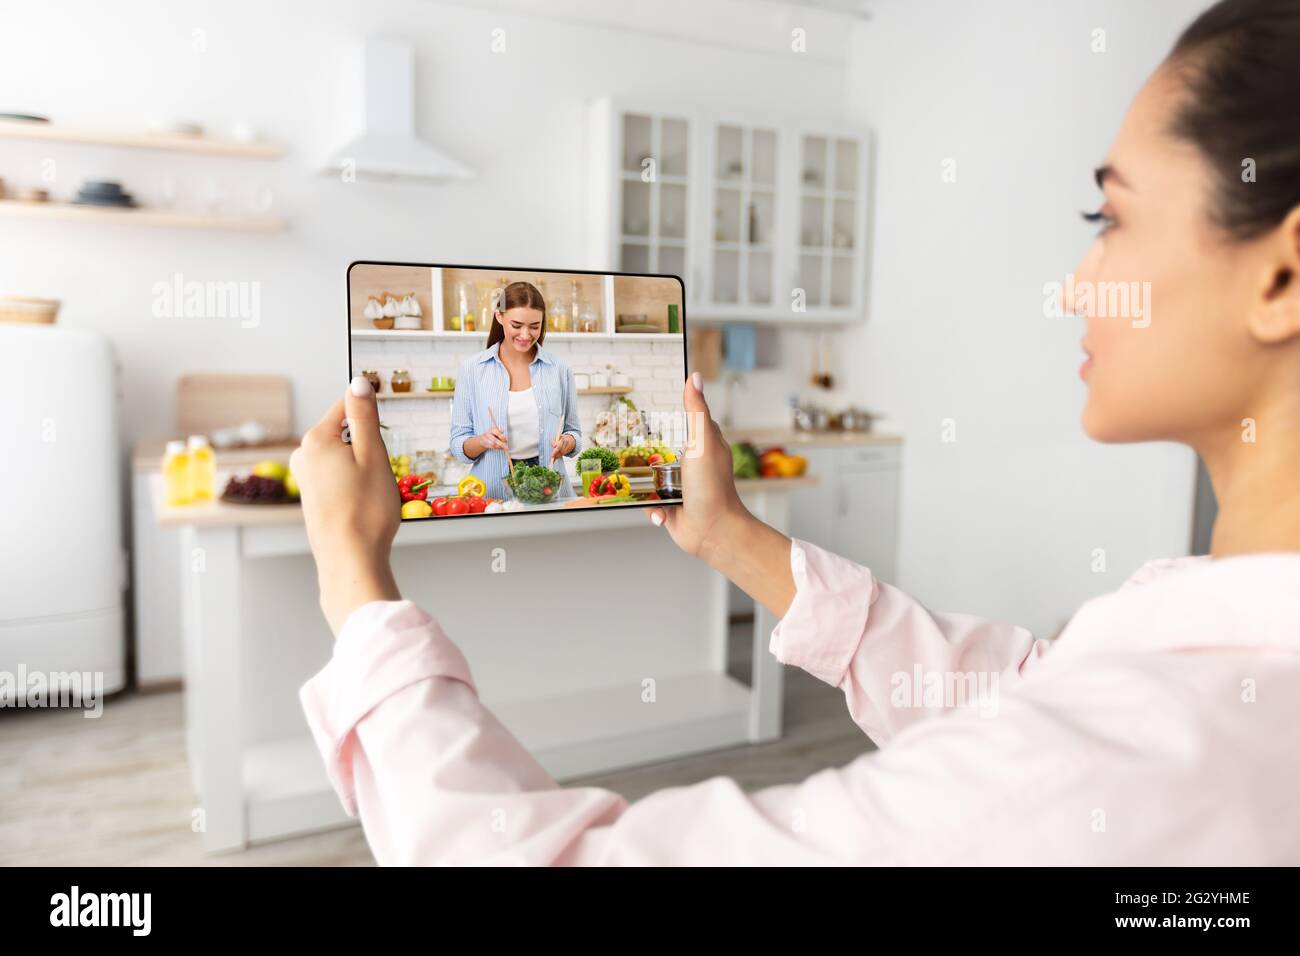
[0,0,846,447]
[843,0,1202,636]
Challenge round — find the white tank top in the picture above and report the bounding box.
[506,387,539,458]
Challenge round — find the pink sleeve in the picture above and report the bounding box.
[299,601,623,865]
[300,598,1228,865]
[300,600,883,864]
[768,539,1051,745]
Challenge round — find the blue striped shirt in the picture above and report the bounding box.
[449,342,583,500]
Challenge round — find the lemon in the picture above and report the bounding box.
[252,459,290,482]
[401,499,433,519]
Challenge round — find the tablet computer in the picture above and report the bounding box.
[347,261,688,521]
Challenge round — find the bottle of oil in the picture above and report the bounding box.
[187,435,216,501]
[162,440,192,506]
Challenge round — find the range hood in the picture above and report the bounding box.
[323,38,474,184]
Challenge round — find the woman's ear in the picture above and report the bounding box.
[1246,205,1300,346]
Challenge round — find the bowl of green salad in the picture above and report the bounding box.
[504,462,563,504]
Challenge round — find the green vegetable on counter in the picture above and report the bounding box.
[731,442,760,479]
[505,462,564,503]
[576,446,620,475]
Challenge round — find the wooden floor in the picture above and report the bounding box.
[0,620,872,866]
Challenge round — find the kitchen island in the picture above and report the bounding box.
[152,473,815,852]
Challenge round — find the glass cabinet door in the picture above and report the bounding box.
[797,133,863,312]
[618,112,690,281]
[708,123,778,309]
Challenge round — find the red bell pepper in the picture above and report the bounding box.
[398,473,435,502]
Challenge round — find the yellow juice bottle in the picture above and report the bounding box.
[162,440,192,506]
[188,434,216,501]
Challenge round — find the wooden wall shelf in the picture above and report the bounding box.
[0,200,286,233]
[0,120,284,159]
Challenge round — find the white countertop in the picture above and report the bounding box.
[723,428,901,448]
[150,472,817,530]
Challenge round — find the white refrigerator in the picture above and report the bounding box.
[0,325,126,701]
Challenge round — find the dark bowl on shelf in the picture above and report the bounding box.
[78,180,127,196]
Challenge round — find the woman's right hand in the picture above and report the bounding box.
[645,372,750,559]
[467,426,509,458]
[645,372,797,618]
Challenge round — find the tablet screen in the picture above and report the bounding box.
[348,262,688,521]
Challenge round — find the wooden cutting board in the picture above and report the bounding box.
[689,327,723,381]
[176,373,293,440]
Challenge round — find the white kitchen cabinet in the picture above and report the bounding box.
[131,469,184,685]
[703,120,781,314]
[588,98,871,323]
[587,103,699,304]
[789,443,901,583]
[792,132,871,318]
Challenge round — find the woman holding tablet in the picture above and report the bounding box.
[449,281,582,500]
[292,0,1300,864]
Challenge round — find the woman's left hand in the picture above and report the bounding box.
[549,433,576,463]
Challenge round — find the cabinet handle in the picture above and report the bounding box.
[692,267,701,301]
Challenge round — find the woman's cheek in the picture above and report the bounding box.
[1084,321,1184,442]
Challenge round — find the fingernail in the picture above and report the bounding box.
[350,375,372,396]
[691,371,703,393]
[651,511,663,527]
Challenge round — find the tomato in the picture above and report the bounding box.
[445,497,469,516]
[467,496,488,514]
[431,496,449,516]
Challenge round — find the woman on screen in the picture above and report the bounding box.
[448,281,582,501]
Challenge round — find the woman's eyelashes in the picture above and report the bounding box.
[1082,208,1117,235]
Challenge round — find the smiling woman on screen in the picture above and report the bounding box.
[288,0,1300,864]
[447,281,582,502]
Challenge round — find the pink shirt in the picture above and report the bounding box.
[300,538,1300,864]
